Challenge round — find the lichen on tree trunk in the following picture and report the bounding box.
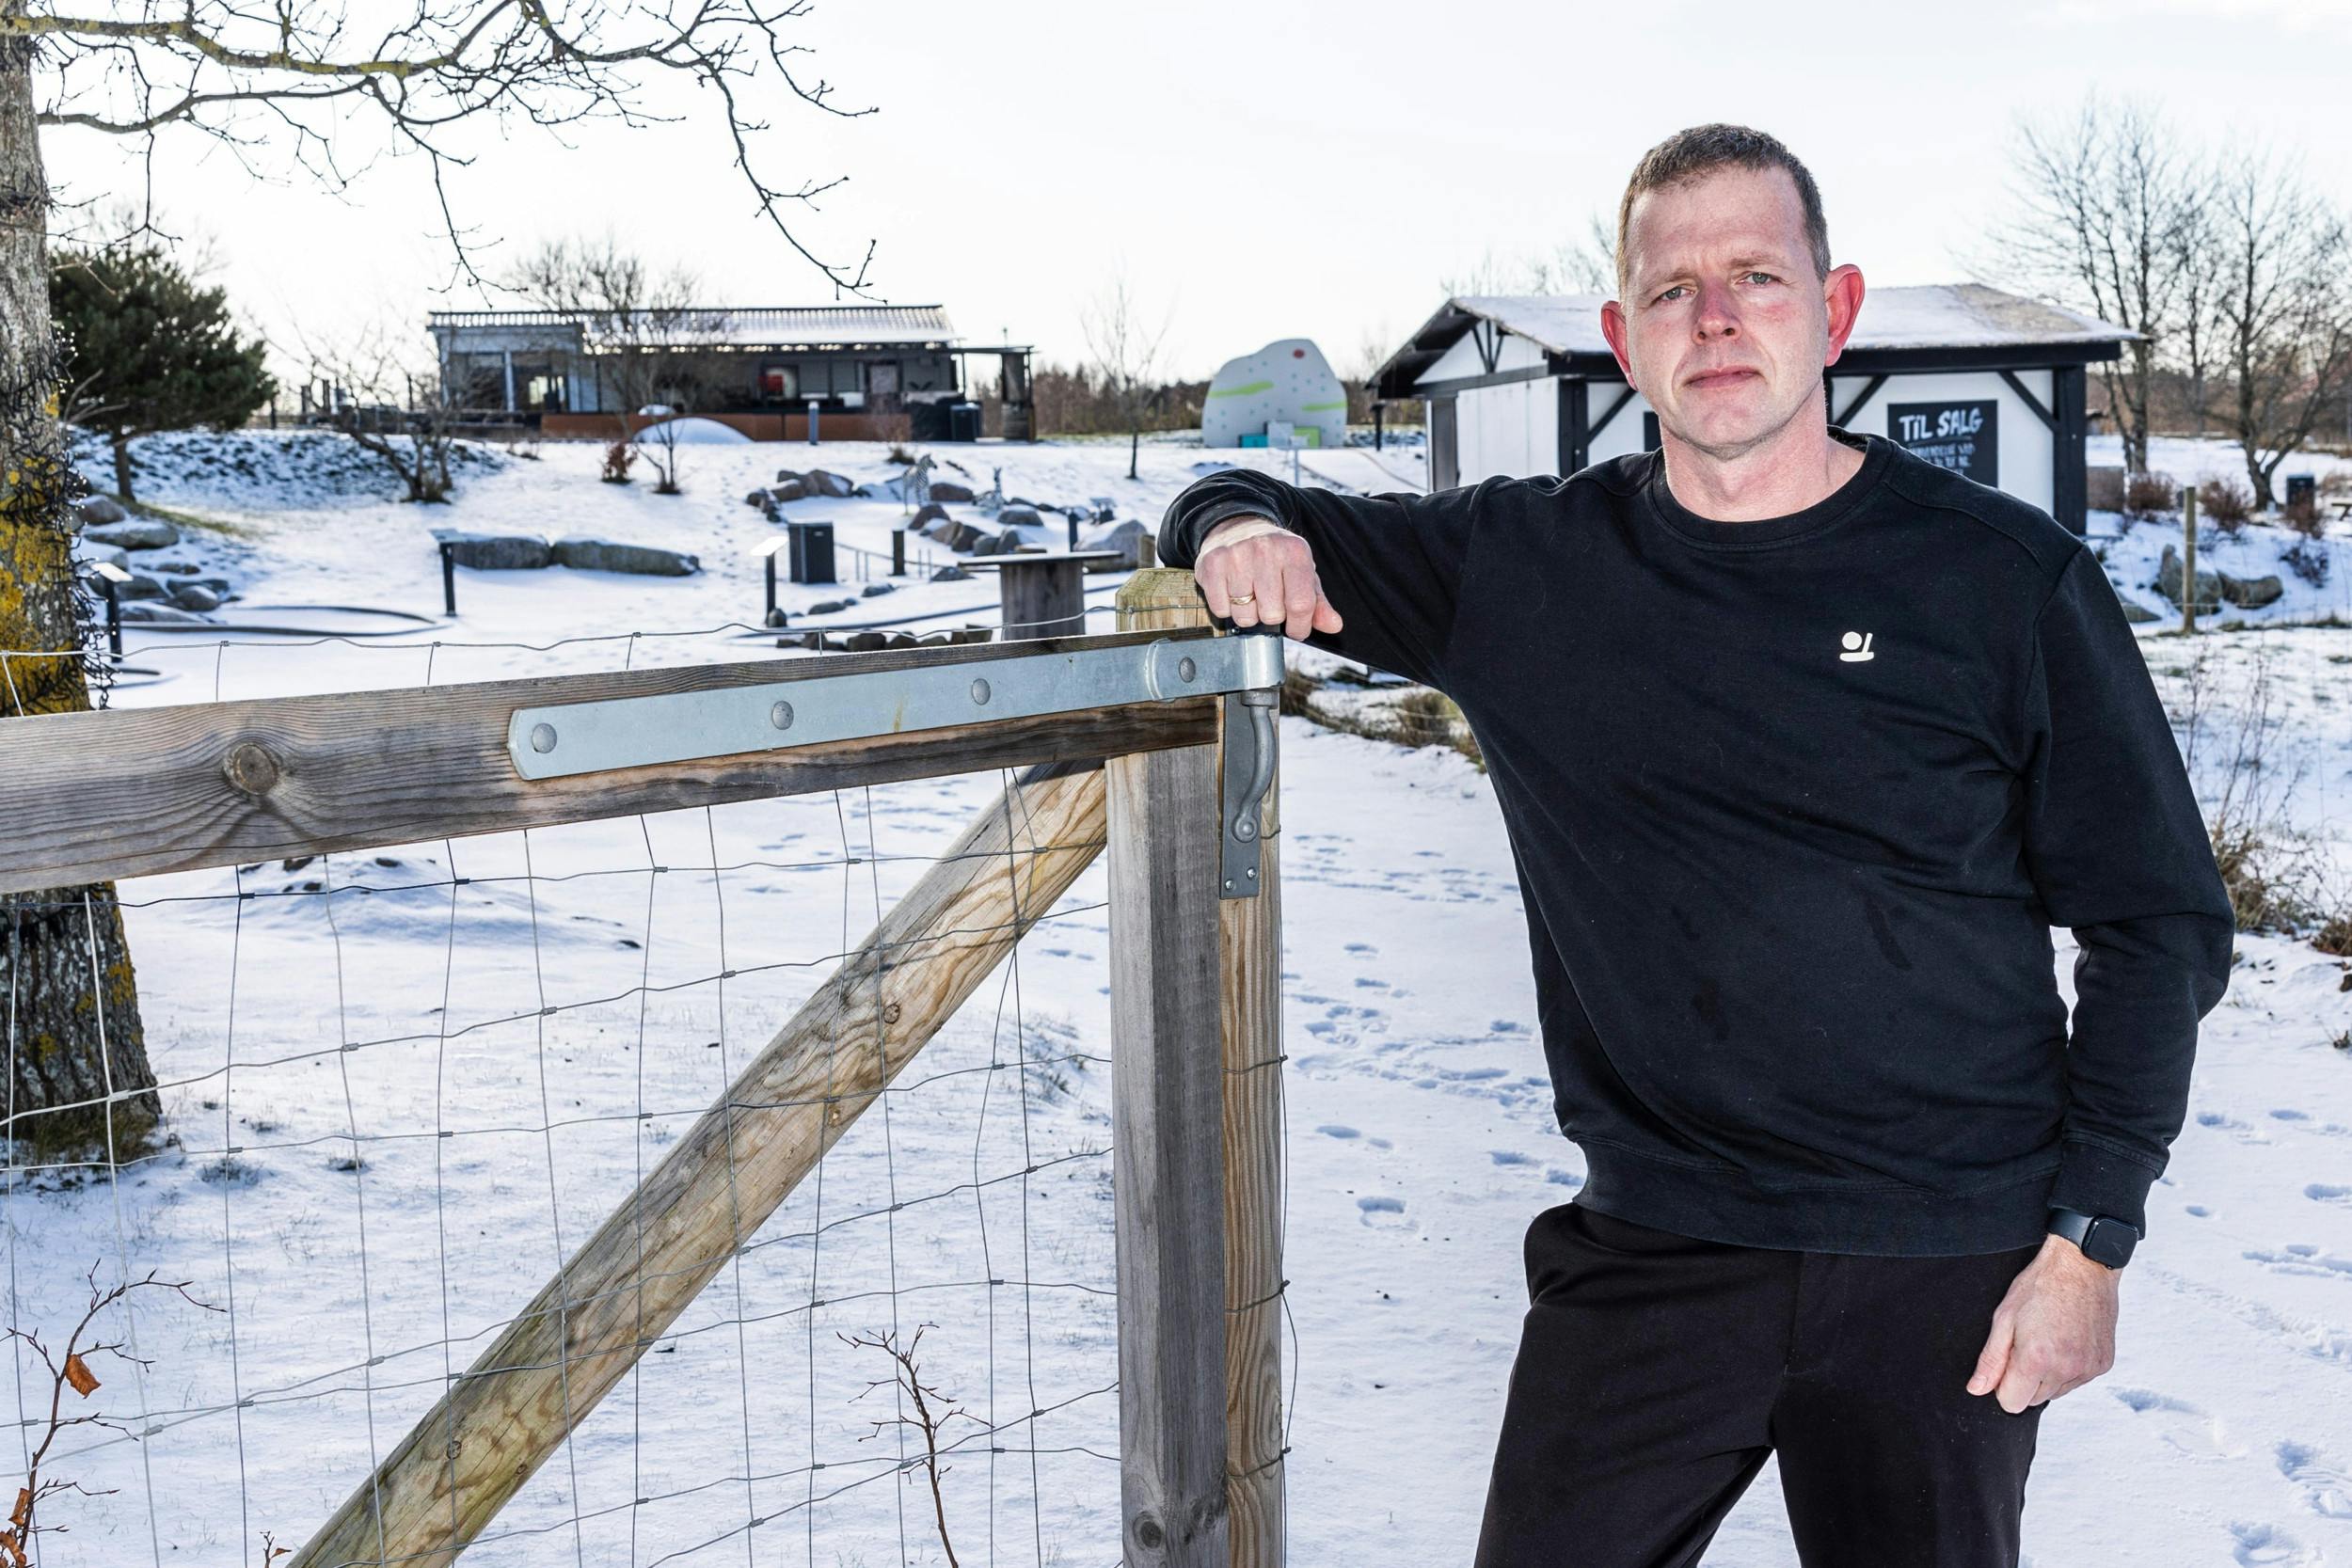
[1,28,161,1160]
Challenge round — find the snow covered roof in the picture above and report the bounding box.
[427,305,968,351]
[1373,284,2137,396]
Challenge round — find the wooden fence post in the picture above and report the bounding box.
[1113,568,1286,1568]
[2180,483,2201,635]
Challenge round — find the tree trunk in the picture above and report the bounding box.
[2123,341,2152,477]
[109,430,134,502]
[2247,451,2275,514]
[1129,426,1139,482]
[0,29,161,1158]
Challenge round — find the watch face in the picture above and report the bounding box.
[2081,1216,2137,1267]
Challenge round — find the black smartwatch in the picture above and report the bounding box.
[2048,1207,2139,1269]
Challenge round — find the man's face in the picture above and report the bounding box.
[1600,164,1861,461]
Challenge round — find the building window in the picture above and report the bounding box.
[516,364,567,412]
[760,364,799,402]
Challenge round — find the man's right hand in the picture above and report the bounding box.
[1195,515,1345,641]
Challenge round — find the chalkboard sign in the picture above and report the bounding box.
[1889,400,1997,484]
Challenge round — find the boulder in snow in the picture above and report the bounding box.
[168,581,223,612]
[551,537,700,577]
[860,582,897,598]
[84,518,178,550]
[770,477,811,503]
[911,502,949,530]
[929,481,975,503]
[2156,543,2281,611]
[73,495,128,526]
[996,504,1043,531]
[2155,545,2221,613]
[1081,517,1152,569]
[807,468,855,499]
[437,531,552,571]
[2218,571,2284,609]
[930,564,971,582]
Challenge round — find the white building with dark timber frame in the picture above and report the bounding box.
[1371,284,2134,535]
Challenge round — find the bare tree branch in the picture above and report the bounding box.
[9,0,882,295]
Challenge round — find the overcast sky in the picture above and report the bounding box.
[38,0,2352,390]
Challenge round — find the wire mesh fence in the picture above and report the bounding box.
[0,615,1290,1568]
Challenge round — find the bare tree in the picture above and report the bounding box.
[2200,146,2352,510]
[0,1266,217,1560]
[292,314,465,501]
[1442,212,1616,299]
[2167,187,2227,441]
[1986,94,2203,477]
[508,231,703,493]
[0,0,874,1142]
[1080,267,1171,483]
[1548,211,1620,296]
[841,1323,979,1568]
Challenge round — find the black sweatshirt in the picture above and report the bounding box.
[1159,430,2235,1256]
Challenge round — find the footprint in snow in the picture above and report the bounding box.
[1357,1195,1410,1230]
[2277,1441,2352,1519]
[2267,1111,2352,1138]
[2230,1521,2319,1567]
[2244,1245,2352,1282]
[1490,1150,1536,1166]
[2113,1387,2241,1460]
[2199,1111,2273,1144]
[1344,942,1378,957]
[2304,1185,2352,1206]
[1317,1125,1360,1140]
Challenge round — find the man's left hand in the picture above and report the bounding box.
[1965,1233,2120,1414]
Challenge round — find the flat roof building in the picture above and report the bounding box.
[426,304,1035,442]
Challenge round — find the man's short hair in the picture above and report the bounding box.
[1615,124,1832,297]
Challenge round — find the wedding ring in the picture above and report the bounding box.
[1230,593,1256,606]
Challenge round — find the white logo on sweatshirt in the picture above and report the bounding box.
[1839,631,1875,663]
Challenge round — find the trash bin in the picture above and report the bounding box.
[787,519,835,584]
[947,401,983,442]
[2287,474,2317,513]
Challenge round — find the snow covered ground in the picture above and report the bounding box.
[8,427,2352,1566]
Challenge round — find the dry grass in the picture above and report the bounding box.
[2173,639,2322,940]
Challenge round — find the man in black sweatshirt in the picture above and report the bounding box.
[1156,125,2233,1567]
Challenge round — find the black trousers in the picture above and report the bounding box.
[1472,1199,2045,1568]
